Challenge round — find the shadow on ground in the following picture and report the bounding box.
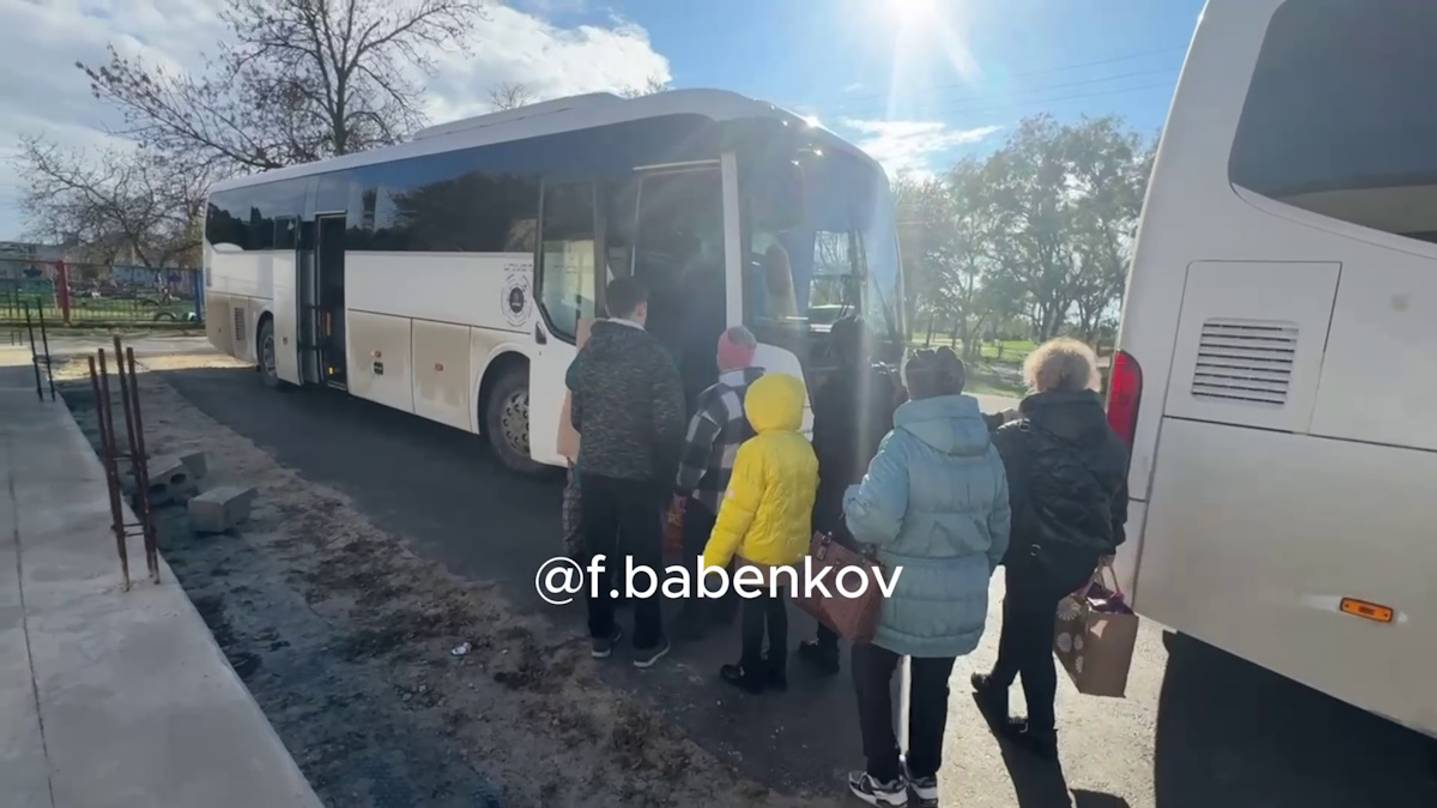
[1153,632,1436,808]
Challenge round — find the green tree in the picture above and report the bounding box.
[971,115,1151,343]
[1067,117,1152,346]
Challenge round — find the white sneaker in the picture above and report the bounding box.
[848,771,908,807]
[902,757,938,807]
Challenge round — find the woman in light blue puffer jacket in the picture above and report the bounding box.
[841,347,1010,807]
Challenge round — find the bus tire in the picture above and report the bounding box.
[484,366,543,475]
[257,317,285,390]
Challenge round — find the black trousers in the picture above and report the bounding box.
[853,643,957,783]
[580,473,664,649]
[740,588,788,674]
[990,545,1099,732]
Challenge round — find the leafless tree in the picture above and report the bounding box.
[16,136,210,270]
[488,81,536,111]
[79,0,483,173]
[619,76,671,98]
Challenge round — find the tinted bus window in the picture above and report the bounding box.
[205,194,247,248]
[1230,0,1437,243]
[347,151,539,252]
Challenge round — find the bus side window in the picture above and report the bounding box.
[1230,1,1437,245]
[538,182,597,342]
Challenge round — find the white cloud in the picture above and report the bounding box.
[840,118,1002,178]
[425,5,670,121]
[0,0,670,238]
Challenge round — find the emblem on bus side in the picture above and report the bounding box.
[501,267,532,328]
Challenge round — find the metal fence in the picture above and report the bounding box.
[0,260,204,325]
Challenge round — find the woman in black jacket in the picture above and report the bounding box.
[972,337,1129,760]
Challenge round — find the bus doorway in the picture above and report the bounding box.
[316,214,348,387]
[631,165,728,410]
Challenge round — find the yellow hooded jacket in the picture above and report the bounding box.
[703,373,818,569]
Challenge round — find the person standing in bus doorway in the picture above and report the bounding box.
[566,277,686,668]
[971,338,1129,761]
[796,316,903,675]
[843,348,1009,807]
[670,326,764,641]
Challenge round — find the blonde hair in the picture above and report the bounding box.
[1023,337,1101,393]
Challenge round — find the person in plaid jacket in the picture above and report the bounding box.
[670,325,764,639]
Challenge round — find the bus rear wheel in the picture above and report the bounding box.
[485,367,543,475]
[257,318,281,388]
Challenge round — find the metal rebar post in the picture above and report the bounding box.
[124,346,160,582]
[93,352,131,591]
[111,336,157,583]
[23,302,42,402]
[36,306,55,401]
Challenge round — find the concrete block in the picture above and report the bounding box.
[188,486,257,534]
[141,455,191,507]
[179,450,208,480]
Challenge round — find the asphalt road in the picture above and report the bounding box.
[153,361,1435,807]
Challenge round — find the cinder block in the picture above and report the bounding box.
[141,455,191,507]
[188,486,257,534]
[179,450,208,480]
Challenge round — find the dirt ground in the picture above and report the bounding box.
[59,360,824,808]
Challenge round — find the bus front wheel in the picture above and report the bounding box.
[484,367,543,475]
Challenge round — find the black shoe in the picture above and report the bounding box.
[970,672,1009,726]
[720,663,765,694]
[1000,718,1058,761]
[796,640,840,675]
[632,637,671,669]
[591,626,622,659]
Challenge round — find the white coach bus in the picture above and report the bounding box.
[203,90,903,473]
[1109,0,1435,736]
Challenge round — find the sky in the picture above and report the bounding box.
[0,0,1207,240]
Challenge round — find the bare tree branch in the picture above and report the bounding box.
[15,136,211,270]
[79,0,483,171]
[487,81,535,111]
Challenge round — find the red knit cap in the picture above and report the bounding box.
[716,327,757,372]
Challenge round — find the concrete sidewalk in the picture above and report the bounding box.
[0,360,321,808]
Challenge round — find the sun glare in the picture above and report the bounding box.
[894,0,940,25]
[882,0,980,118]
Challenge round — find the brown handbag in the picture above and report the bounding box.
[792,532,886,644]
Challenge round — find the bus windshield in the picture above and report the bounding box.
[741,141,903,364]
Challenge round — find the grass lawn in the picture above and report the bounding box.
[907,336,1037,366]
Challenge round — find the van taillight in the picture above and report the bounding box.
[1107,350,1142,447]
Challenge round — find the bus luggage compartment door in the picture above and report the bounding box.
[1162,261,1338,434]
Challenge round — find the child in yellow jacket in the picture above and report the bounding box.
[702,373,818,692]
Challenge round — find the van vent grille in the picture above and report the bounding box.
[1191,318,1296,405]
[234,308,246,343]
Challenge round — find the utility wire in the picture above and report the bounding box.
[836,66,1179,116]
[911,80,1177,121]
[832,46,1186,107]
